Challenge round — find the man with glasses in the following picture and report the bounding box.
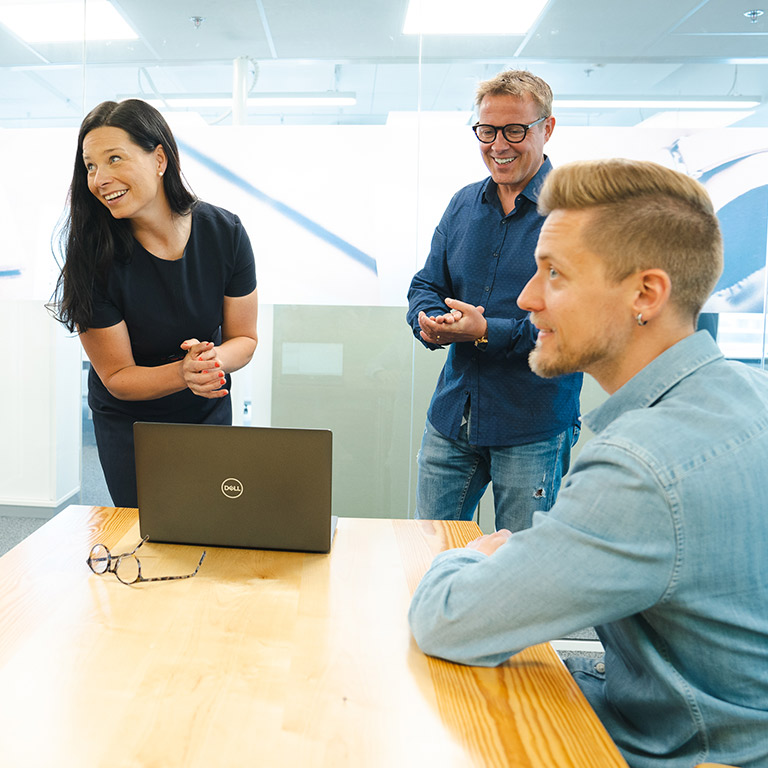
[407,70,582,533]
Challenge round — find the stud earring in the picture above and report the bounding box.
[636,313,647,326]
[158,170,164,177]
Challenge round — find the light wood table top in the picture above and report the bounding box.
[0,505,627,768]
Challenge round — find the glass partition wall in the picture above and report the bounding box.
[1,0,767,521]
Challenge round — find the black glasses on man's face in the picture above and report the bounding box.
[472,116,548,144]
[87,535,206,585]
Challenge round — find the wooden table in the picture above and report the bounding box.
[0,505,627,768]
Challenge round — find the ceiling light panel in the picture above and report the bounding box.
[554,98,760,110]
[636,111,755,129]
[0,0,138,43]
[403,0,548,35]
[143,93,357,109]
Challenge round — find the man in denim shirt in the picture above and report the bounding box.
[407,70,582,533]
[409,158,768,767]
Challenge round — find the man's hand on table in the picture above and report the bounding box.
[465,529,513,556]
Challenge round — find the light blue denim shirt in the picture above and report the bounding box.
[409,331,768,768]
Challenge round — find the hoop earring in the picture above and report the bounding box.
[636,313,647,326]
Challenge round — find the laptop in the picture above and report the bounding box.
[134,422,337,553]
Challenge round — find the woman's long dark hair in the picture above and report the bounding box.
[50,99,197,332]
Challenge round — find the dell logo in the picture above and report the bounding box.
[221,478,243,499]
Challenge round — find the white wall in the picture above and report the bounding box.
[0,300,81,508]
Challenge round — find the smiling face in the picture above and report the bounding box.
[476,92,554,198]
[82,126,167,222]
[518,208,639,392]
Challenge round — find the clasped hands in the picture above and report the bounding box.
[180,338,228,399]
[418,298,488,346]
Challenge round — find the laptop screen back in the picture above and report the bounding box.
[134,422,334,553]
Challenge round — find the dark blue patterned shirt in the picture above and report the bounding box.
[407,159,582,446]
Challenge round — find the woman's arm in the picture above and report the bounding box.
[80,321,214,401]
[80,288,258,402]
[216,288,259,373]
[181,288,258,383]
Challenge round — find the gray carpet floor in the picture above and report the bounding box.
[0,515,47,557]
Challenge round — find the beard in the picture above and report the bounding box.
[528,334,614,379]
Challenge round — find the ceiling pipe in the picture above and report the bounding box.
[233,56,249,125]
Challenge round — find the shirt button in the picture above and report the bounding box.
[484,286,490,292]
[595,662,606,674]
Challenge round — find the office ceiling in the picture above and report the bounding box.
[2,0,767,128]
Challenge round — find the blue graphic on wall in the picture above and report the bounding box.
[690,148,768,314]
[178,139,378,276]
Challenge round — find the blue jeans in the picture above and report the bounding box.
[415,417,577,532]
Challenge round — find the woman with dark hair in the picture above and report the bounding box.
[52,99,258,508]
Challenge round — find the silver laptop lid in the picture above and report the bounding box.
[134,422,335,553]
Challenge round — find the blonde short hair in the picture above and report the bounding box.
[538,158,723,320]
[474,69,553,117]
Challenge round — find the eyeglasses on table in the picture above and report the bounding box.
[87,535,206,585]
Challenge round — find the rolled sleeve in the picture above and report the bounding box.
[408,439,676,667]
[483,315,538,357]
[409,548,515,666]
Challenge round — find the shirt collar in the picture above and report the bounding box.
[482,154,552,208]
[583,331,725,435]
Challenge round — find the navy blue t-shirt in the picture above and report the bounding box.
[87,201,257,420]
